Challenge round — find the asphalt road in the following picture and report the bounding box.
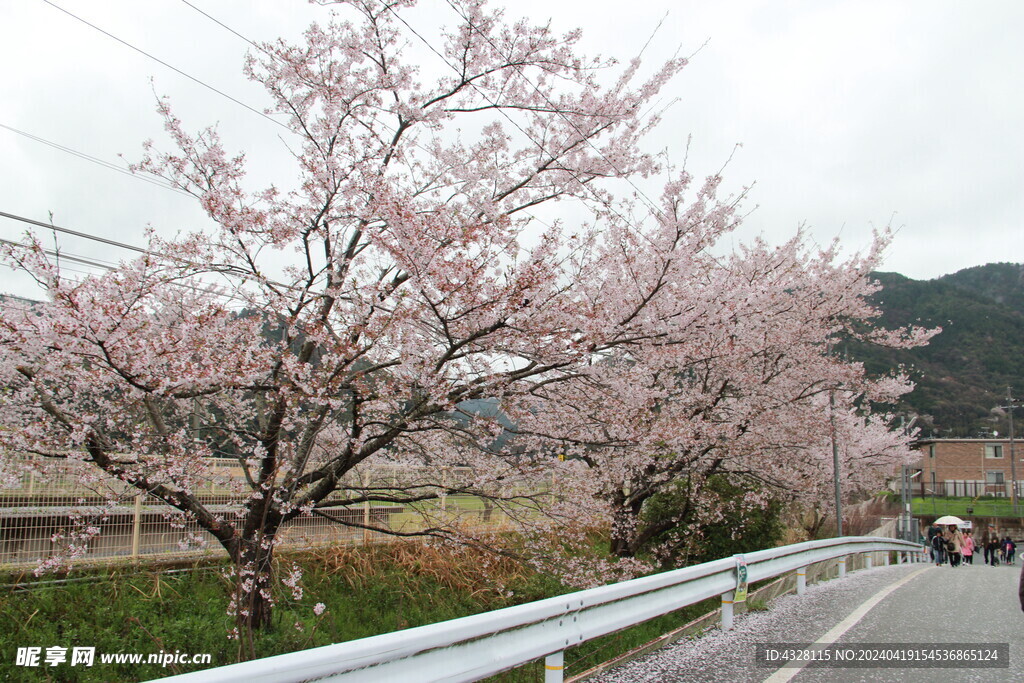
[588,560,1024,683]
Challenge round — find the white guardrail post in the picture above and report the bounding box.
[720,591,735,631]
[544,651,564,683]
[149,536,921,683]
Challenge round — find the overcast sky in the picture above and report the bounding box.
[1,0,1021,300]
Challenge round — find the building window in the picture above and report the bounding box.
[986,444,1004,459]
[987,471,1005,484]
[929,445,935,458]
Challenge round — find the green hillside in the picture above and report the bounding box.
[851,263,1024,437]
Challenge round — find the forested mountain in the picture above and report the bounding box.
[851,263,1024,437]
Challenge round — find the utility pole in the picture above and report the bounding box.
[900,465,921,542]
[831,389,842,536]
[1003,387,1019,515]
[900,464,908,541]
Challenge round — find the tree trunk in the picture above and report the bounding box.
[609,504,640,558]
[236,543,275,632]
[231,510,283,633]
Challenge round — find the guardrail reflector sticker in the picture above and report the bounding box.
[734,554,749,603]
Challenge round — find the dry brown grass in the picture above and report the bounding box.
[313,540,533,603]
[844,495,900,536]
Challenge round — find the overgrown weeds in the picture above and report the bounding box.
[0,539,722,682]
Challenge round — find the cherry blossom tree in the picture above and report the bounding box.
[511,231,935,562]
[0,0,699,634]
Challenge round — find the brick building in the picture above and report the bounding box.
[911,438,1024,498]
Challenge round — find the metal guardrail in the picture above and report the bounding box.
[151,536,924,683]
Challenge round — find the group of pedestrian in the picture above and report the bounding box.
[982,536,1016,566]
[929,524,973,566]
[927,523,1017,568]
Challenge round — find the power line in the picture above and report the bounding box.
[0,238,117,272]
[0,210,149,255]
[40,0,290,132]
[0,122,193,198]
[0,209,301,294]
[0,239,254,308]
[178,0,264,54]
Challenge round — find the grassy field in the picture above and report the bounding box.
[911,496,1024,518]
[0,541,720,682]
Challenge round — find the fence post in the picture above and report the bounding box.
[440,467,448,512]
[796,567,807,595]
[362,470,371,545]
[865,553,873,570]
[721,591,735,630]
[837,556,846,578]
[544,651,564,683]
[131,493,143,559]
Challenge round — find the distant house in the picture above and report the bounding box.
[911,438,1024,498]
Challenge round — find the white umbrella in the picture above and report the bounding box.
[934,515,965,525]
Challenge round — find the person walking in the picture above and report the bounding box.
[943,524,964,567]
[987,537,1000,566]
[931,531,947,567]
[962,531,975,565]
[927,523,942,564]
[1007,538,1016,565]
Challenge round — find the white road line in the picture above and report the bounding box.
[761,566,932,683]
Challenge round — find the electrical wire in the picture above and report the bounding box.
[1,258,251,310]
[178,0,264,54]
[0,123,193,198]
[0,209,300,295]
[0,238,116,271]
[40,0,290,132]
[0,209,148,255]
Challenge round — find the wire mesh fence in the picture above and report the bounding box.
[0,455,545,571]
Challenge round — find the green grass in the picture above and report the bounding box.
[2,566,238,681]
[911,496,1024,518]
[0,542,721,682]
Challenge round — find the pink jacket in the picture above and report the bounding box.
[962,535,974,556]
